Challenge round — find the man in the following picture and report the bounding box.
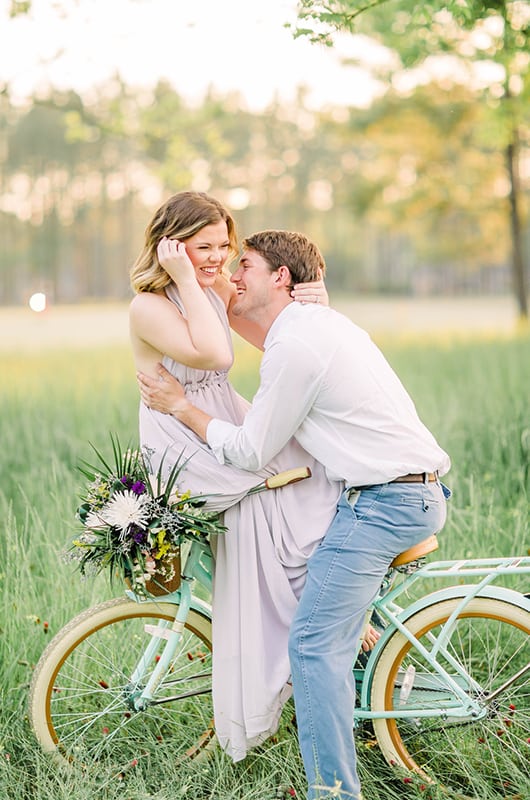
[138,229,450,800]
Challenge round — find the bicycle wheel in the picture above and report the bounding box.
[371,597,530,795]
[29,596,214,770]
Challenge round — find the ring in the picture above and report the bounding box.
[316,296,320,303]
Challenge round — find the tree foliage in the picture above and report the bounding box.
[0,2,528,307]
[291,0,530,315]
[0,77,522,304]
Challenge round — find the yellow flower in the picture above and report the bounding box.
[155,541,171,559]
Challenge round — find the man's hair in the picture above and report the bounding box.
[242,230,326,284]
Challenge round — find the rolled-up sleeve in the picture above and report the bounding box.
[206,338,321,470]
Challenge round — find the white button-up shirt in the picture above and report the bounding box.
[207,303,450,486]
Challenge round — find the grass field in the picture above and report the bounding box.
[0,302,529,800]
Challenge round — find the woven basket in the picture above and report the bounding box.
[126,551,181,596]
[145,551,182,596]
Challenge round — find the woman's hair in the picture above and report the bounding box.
[130,191,239,293]
[242,230,326,285]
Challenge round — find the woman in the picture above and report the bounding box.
[129,192,358,761]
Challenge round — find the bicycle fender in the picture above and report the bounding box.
[125,589,212,620]
[394,584,529,623]
[359,585,529,709]
[189,595,212,619]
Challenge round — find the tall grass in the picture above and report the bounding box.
[1,331,529,800]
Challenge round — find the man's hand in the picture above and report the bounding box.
[137,364,189,415]
[137,363,213,441]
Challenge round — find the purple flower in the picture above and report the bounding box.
[131,481,146,495]
[120,475,132,488]
[131,525,148,544]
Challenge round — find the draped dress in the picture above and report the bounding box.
[139,283,342,761]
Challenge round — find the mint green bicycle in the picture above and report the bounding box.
[28,469,530,796]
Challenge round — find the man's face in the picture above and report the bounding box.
[230,249,275,319]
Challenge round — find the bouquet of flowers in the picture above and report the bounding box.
[69,435,226,596]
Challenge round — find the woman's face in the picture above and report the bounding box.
[181,220,231,289]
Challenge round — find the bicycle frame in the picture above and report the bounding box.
[122,467,313,712]
[125,538,530,723]
[125,538,213,710]
[356,555,530,722]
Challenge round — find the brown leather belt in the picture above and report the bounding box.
[351,472,438,492]
[392,472,438,483]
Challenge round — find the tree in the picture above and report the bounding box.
[291,0,530,318]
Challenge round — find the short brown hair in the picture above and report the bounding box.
[242,230,326,285]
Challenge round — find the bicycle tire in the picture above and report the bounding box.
[370,596,530,795]
[28,596,214,770]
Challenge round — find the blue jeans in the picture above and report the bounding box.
[288,480,448,800]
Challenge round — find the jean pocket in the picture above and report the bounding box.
[398,484,440,509]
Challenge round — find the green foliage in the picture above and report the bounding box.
[8,0,30,17]
[0,3,529,312]
[291,0,530,316]
[1,79,526,303]
[293,1,530,58]
[335,83,509,267]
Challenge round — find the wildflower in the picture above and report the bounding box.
[131,525,148,545]
[83,511,108,532]
[101,490,149,531]
[144,557,156,576]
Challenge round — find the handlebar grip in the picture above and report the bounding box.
[265,467,312,489]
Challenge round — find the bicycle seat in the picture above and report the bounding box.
[390,535,438,567]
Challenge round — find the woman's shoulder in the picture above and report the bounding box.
[129,290,178,323]
[130,289,169,310]
[212,273,236,309]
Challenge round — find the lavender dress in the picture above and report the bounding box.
[139,284,342,761]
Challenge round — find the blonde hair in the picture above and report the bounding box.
[130,191,239,293]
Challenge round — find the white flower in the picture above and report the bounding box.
[84,510,108,531]
[98,490,150,531]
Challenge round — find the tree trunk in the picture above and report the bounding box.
[505,135,528,319]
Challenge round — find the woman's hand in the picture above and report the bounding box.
[290,269,329,307]
[156,237,197,286]
[137,364,189,415]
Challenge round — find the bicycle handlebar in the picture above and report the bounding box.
[265,466,312,489]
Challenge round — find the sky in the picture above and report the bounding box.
[0,0,391,110]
